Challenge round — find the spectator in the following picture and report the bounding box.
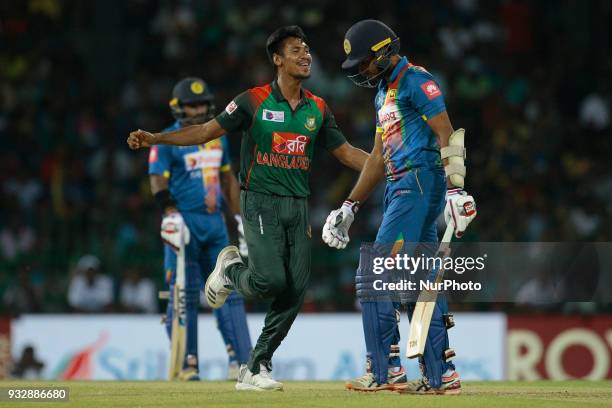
[119,267,157,313]
[2,264,43,314]
[0,1,610,312]
[3,168,43,213]
[579,90,610,131]
[0,219,36,261]
[67,255,114,312]
[515,268,560,306]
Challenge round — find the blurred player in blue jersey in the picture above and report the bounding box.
[149,77,252,381]
[323,20,476,393]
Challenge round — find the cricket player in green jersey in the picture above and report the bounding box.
[128,26,368,391]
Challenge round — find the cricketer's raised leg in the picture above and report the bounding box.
[165,212,252,380]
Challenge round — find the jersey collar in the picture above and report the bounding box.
[379,56,409,91]
[389,56,409,82]
[271,79,308,110]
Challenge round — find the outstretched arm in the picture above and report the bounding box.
[127,119,226,149]
[330,142,369,172]
[346,129,385,203]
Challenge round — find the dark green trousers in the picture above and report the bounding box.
[226,190,311,374]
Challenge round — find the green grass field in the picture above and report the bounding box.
[1,381,611,408]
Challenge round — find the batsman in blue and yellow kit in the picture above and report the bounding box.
[149,78,252,380]
[323,20,476,394]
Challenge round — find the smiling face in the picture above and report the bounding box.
[274,36,312,80]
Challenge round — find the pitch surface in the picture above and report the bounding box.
[1,381,611,407]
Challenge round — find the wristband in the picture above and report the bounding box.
[343,199,360,214]
[154,190,177,213]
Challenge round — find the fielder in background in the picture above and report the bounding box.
[322,20,476,394]
[149,77,252,381]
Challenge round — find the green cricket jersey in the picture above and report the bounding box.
[215,80,346,197]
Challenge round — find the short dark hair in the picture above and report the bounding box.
[265,25,307,64]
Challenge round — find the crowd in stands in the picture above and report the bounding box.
[1,0,610,313]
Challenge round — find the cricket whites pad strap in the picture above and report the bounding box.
[441,128,466,189]
[444,164,466,178]
[440,145,465,160]
[356,273,381,301]
[443,313,455,329]
[356,243,386,301]
[444,348,456,362]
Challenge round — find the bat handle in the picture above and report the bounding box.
[442,220,455,244]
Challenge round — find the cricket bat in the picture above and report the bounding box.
[168,228,187,380]
[406,220,454,359]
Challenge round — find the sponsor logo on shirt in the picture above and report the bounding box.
[149,146,158,163]
[272,132,310,155]
[379,111,398,125]
[386,89,397,100]
[256,151,310,171]
[183,149,223,171]
[378,101,400,127]
[225,100,238,115]
[420,80,442,100]
[262,109,285,122]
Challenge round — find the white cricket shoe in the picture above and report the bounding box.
[205,246,242,309]
[235,362,283,391]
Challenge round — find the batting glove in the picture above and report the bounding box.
[444,188,477,238]
[322,200,359,249]
[161,212,190,251]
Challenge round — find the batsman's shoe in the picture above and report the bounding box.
[438,370,462,395]
[395,377,435,394]
[345,367,406,390]
[345,372,395,392]
[396,371,462,395]
[235,363,283,391]
[205,246,242,309]
[177,367,200,381]
[389,367,408,387]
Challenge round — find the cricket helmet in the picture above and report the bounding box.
[342,20,400,88]
[169,77,216,125]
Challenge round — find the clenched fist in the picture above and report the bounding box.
[322,200,358,249]
[127,129,156,150]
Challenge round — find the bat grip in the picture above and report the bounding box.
[442,220,455,243]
